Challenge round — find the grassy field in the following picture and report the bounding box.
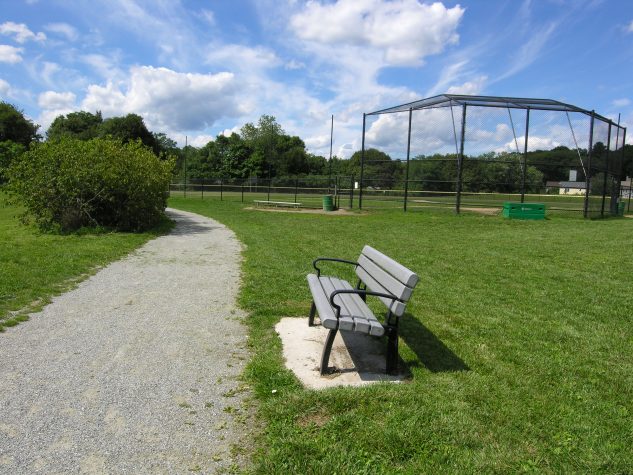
[170,196,633,473]
[0,193,172,331]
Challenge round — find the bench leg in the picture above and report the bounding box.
[386,328,399,375]
[308,301,316,326]
[320,328,337,375]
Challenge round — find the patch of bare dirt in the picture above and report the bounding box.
[246,206,362,216]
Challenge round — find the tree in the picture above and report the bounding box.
[99,114,159,153]
[348,148,401,188]
[47,111,103,141]
[0,102,39,146]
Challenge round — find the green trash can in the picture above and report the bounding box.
[618,201,626,216]
[322,195,334,212]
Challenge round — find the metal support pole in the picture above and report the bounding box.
[201,179,204,200]
[584,113,595,218]
[184,135,187,199]
[350,175,354,209]
[456,105,467,214]
[601,123,611,217]
[404,108,413,212]
[359,113,366,209]
[328,114,334,194]
[220,178,223,201]
[241,182,244,203]
[521,108,530,203]
[294,177,298,203]
[267,168,271,202]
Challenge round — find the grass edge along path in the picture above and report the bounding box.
[170,197,633,474]
[0,194,173,331]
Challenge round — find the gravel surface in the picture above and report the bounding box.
[0,209,251,474]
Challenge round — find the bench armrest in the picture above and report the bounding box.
[328,288,404,318]
[312,257,358,277]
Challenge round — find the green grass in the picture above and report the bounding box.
[0,193,172,330]
[170,196,633,474]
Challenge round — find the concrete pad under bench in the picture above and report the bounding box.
[275,317,408,389]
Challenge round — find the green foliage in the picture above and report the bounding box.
[0,102,39,147]
[8,137,174,232]
[98,113,159,153]
[0,140,25,183]
[47,111,103,141]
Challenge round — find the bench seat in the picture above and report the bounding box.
[307,274,384,336]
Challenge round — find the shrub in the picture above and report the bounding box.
[8,137,174,232]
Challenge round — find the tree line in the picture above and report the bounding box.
[2,101,633,193]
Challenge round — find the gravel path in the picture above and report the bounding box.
[0,209,251,474]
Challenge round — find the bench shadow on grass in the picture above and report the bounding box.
[399,314,470,373]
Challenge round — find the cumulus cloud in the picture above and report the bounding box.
[290,0,464,66]
[446,76,488,95]
[38,91,77,109]
[45,23,79,41]
[0,45,23,63]
[81,66,246,132]
[0,21,46,43]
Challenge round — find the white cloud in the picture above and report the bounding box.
[290,0,464,66]
[81,66,246,133]
[200,9,216,26]
[0,21,46,43]
[285,59,305,70]
[206,44,281,72]
[45,23,79,41]
[0,45,23,63]
[446,76,488,95]
[612,98,631,108]
[496,22,557,81]
[628,20,633,33]
[0,78,9,97]
[38,91,77,109]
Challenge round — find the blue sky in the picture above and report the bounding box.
[1,0,632,157]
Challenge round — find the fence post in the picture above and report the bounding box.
[521,108,530,203]
[267,177,271,201]
[584,112,595,218]
[404,107,413,212]
[201,179,204,200]
[350,175,354,209]
[359,113,366,209]
[601,123,611,217]
[241,181,244,203]
[456,105,467,214]
[294,177,298,203]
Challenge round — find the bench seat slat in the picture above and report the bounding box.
[356,267,407,317]
[306,274,385,336]
[357,254,413,301]
[361,245,419,288]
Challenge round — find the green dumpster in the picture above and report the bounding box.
[618,202,626,216]
[322,195,334,212]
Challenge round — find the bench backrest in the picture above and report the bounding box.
[355,245,419,317]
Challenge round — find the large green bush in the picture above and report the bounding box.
[8,137,174,232]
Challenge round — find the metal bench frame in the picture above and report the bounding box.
[307,247,418,375]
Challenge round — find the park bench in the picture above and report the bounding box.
[307,245,419,375]
[254,200,302,208]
